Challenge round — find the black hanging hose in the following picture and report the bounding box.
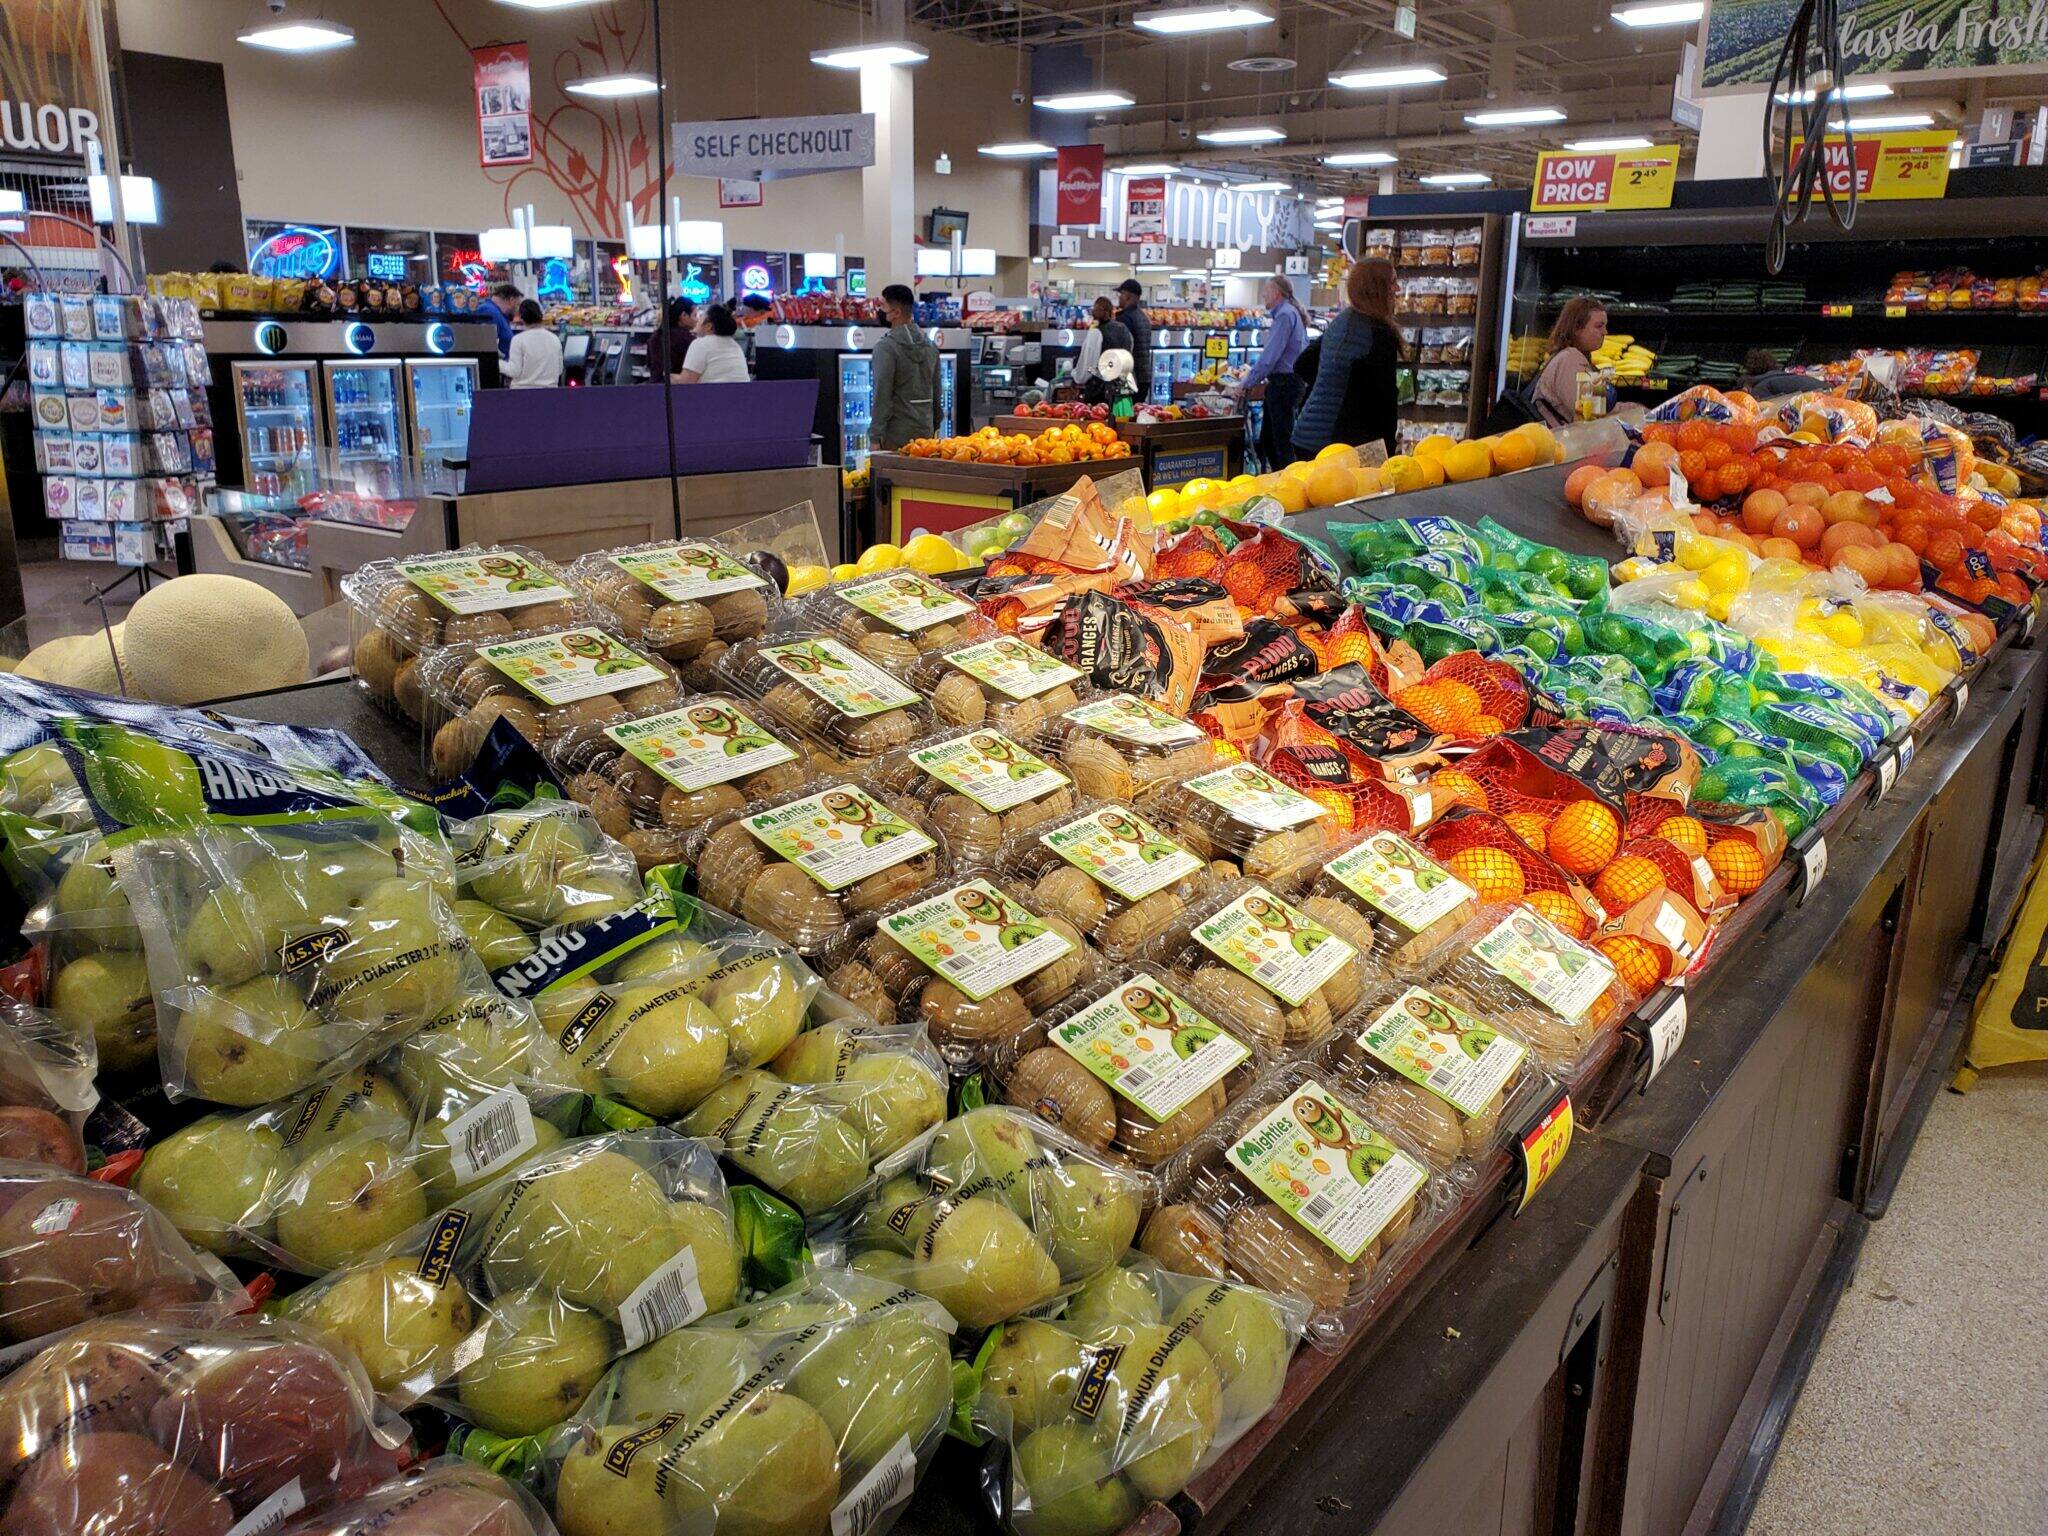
[1761,0,1855,274]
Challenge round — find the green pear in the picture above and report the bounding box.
[929,1108,1042,1214]
[1106,1322,1221,1499]
[274,1136,429,1270]
[788,1312,951,1473]
[48,952,155,1073]
[176,974,324,1105]
[978,1318,1089,1438]
[670,1199,740,1316]
[687,1073,868,1214]
[290,1255,477,1395]
[607,934,715,985]
[840,1052,946,1160]
[612,1327,762,1425]
[464,811,631,927]
[387,994,535,1105]
[848,1249,917,1288]
[600,984,729,1116]
[456,1288,612,1435]
[284,1070,413,1158]
[309,877,463,1028]
[547,868,645,928]
[1168,1283,1293,1427]
[416,1109,564,1206]
[451,898,535,970]
[529,981,608,1095]
[1064,1265,1162,1337]
[703,955,807,1068]
[481,1149,685,1318]
[664,1389,841,1536]
[179,850,365,986]
[1035,1161,1142,1283]
[1013,1423,1139,1536]
[769,1023,856,1085]
[49,838,140,948]
[131,1114,285,1258]
[0,742,77,814]
[852,1177,934,1258]
[916,1196,1061,1329]
[552,1423,682,1536]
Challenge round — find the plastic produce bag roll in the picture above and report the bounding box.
[280,1129,740,1427]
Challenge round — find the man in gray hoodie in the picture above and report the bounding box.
[870,283,941,450]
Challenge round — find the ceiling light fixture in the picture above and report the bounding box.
[810,42,929,68]
[1233,179,1293,192]
[1610,1,1705,25]
[979,141,1057,157]
[1776,81,1891,103]
[564,73,659,96]
[1327,64,1446,90]
[1035,89,1136,110]
[1420,171,1492,185]
[1563,135,1656,151]
[1133,5,1274,35]
[1197,125,1286,143]
[1464,106,1565,127]
[1117,162,1180,176]
[494,0,605,9]
[1067,259,1124,268]
[236,12,355,51]
[1322,150,1397,166]
[1828,111,1935,130]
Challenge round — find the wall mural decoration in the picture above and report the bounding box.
[433,0,665,240]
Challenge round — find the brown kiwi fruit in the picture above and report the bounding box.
[1225,1203,1358,1310]
[741,863,845,946]
[1062,736,1135,801]
[1138,1203,1229,1279]
[1017,915,1088,1012]
[706,588,768,640]
[919,980,1030,1052]
[1177,967,1286,1054]
[353,629,404,699]
[695,820,770,910]
[824,962,894,1030]
[659,782,748,832]
[644,601,715,657]
[1003,1047,1116,1151]
[567,773,633,841]
[927,794,1003,865]
[931,673,988,728]
[1031,866,1107,933]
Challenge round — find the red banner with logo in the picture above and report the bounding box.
[472,43,533,167]
[1056,144,1106,226]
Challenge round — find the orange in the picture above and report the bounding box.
[1468,713,1506,736]
[1304,461,1358,508]
[1491,428,1541,474]
[1527,889,1592,939]
[1564,463,1605,508]
[1428,769,1491,814]
[1706,837,1766,896]
[1303,786,1358,831]
[1443,440,1494,482]
[1547,800,1621,875]
[1396,682,1445,723]
[1653,815,1708,858]
[1593,854,1665,911]
[1502,811,1552,851]
[1445,846,1526,903]
[1598,934,1670,993]
[1315,442,1362,468]
[1434,679,1485,726]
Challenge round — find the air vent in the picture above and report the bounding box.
[1227,54,1296,73]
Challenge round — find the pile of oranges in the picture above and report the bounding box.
[899,423,1131,467]
[1396,679,1507,738]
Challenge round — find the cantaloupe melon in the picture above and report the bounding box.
[16,626,128,695]
[122,575,309,705]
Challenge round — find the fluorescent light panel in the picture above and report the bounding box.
[1197,125,1285,143]
[1611,1,1704,25]
[88,174,158,224]
[1563,136,1656,151]
[979,141,1056,157]
[565,73,659,96]
[1465,106,1564,126]
[237,19,355,51]
[1323,150,1396,165]
[1133,5,1273,35]
[802,252,841,277]
[1118,162,1180,175]
[1420,171,1491,185]
[1829,111,1934,129]
[1233,180,1293,191]
[1067,260,1124,268]
[1035,90,1135,110]
[810,42,928,67]
[494,0,605,9]
[1328,64,1446,89]
[1776,81,1891,103]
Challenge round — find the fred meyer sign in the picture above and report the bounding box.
[671,113,875,178]
[1786,132,1952,200]
[1531,146,1680,212]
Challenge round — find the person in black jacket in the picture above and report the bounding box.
[1114,279,1153,399]
[1292,258,1400,459]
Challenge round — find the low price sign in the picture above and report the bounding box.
[1530,145,1680,212]
[1786,132,1951,201]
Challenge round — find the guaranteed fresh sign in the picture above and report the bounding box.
[671,114,876,178]
[1530,146,1680,212]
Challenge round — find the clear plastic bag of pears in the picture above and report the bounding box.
[272,1457,557,1536]
[129,1002,587,1277]
[543,1268,957,1536]
[279,1128,740,1433]
[815,1105,1149,1333]
[0,994,100,1173]
[970,1255,1310,1536]
[444,796,649,951]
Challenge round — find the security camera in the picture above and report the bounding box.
[1012,89,1026,104]
[1176,123,1192,140]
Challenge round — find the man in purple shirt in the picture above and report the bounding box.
[1233,275,1308,472]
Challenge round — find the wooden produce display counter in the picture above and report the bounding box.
[981,414,1244,487]
[866,452,1121,545]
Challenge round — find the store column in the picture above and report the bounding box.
[1693,91,1768,179]
[862,61,916,289]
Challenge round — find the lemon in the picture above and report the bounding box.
[1705,593,1736,622]
[1180,477,1221,503]
[1819,611,1865,648]
[1314,443,1361,468]
[1614,556,1658,583]
[1380,455,1427,494]
[1701,555,1749,597]
[903,533,960,574]
[1146,487,1182,522]
[1414,433,1457,460]
[1671,578,1710,610]
[1225,474,1261,494]
[855,543,904,574]
[784,562,830,596]
[831,562,860,581]
[1675,533,1717,571]
[1116,495,1152,524]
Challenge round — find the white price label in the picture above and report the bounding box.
[2024,606,2037,642]
[1954,682,1970,715]
[226,1479,306,1536]
[1877,753,1898,797]
[620,1245,707,1350]
[1799,836,1827,902]
[831,1435,917,1536]
[443,1089,538,1186]
[1644,994,1687,1086]
[1408,791,1433,831]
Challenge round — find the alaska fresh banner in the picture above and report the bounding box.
[1702,0,2048,88]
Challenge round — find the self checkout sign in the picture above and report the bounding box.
[1531,145,1680,213]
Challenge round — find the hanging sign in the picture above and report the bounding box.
[1786,132,1952,200]
[1530,145,1679,212]
[1138,240,1168,266]
[719,178,763,208]
[672,113,876,178]
[471,44,533,168]
[1126,176,1167,241]
[1057,145,1107,226]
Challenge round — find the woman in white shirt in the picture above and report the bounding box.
[678,304,750,384]
[505,299,563,388]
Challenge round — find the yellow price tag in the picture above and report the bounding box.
[1884,304,1906,318]
[1515,1091,1574,1212]
[1203,334,1230,361]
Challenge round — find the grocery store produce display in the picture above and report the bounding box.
[898,423,1134,466]
[0,427,2017,1536]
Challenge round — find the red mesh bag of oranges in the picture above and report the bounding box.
[1392,651,1530,741]
[1206,522,1342,616]
[1241,698,1423,837]
[1621,795,1789,919]
[1417,806,1602,935]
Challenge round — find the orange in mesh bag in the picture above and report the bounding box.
[1154,526,1228,582]
[1420,807,1603,929]
[1394,652,1530,741]
[1243,698,1420,835]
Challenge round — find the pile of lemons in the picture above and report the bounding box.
[783,531,973,595]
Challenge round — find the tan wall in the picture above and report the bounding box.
[114,0,1033,261]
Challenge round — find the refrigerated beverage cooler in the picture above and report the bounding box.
[322,360,404,474]
[230,362,323,500]
[836,351,958,469]
[404,358,479,463]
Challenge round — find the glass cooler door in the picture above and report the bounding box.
[231,361,323,500]
[323,360,405,474]
[405,358,479,463]
[839,352,874,468]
